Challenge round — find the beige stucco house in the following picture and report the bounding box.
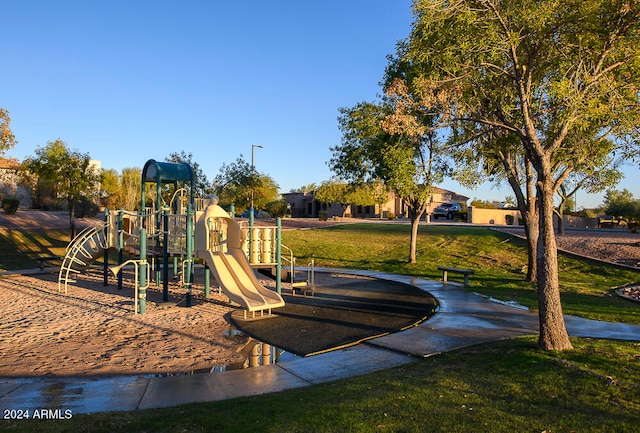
[283,187,469,219]
[0,157,32,208]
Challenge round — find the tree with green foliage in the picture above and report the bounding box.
[213,155,279,211]
[402,0,640,351]
[602,189,640,232]
[453,129,541,282]
[555,157,623,235]
[100,167,142,211]
[165,151,213,197]
[100,168,120,209]
[332,92,449,263]
[0,108,17,157]
[264,199,288,218]
[120,167,142,211]
[290,183,317,193]
[315,178,357,217]
[23,139,100,238]
[344,180,392,219]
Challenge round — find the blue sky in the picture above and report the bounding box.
[3,1,637,209]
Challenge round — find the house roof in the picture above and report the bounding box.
[0,157,20,170]
[430,186,470,201]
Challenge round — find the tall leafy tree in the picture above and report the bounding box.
[120,167,142,211]
[100,167,142,211]
[100,168,120,209]
[405,0,640,350]
[290,183,317,193]
[554,155,623,235]
[452,127,542,282]
[315,178,354,217]
[23,139,100,238]
[602,188,640,231]
[358,180,392,219]
[165,151,213,197]
[0,108,17,157]
[315,178,382,217]
[332,90,449,263]
[213,155,279,210]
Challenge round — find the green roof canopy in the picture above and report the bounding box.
[141,159,195,211]
[142,159,194,184]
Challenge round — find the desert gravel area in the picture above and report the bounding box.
[497,227,640,268]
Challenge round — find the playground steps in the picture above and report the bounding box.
[58,224,109,293]
[257,267,309,290]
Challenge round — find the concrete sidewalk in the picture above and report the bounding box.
[1,269,639,415]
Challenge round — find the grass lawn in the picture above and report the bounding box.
[0,229,71,271]
[8,337,640,432]
[0,228,133,272]
[282,224,640,324]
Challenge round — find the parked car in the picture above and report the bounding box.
[240,208,258,218]
[432,203,462,219]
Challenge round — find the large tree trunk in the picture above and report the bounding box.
[522,205,538,283]
[408,208,422,263]
[536,179,573,351]
[69,201,77,241]
[503,155,538,282]
[555,205,565,236]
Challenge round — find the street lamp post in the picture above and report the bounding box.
[249,145,263,251]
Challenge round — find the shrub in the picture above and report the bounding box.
[75,196,99,218]
[264,199,288,218]
[387,211,396,219]
[319,210,329,221]
[256,210,271,219]
[38,196,64,211]
[2,197,20,214]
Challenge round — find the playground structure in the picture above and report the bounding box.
[57,159,291,317]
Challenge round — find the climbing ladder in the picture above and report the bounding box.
[58,224,109,293]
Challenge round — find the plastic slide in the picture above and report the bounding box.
[200,250,285,312]
[199,251,265,310]
[195,198,285,313]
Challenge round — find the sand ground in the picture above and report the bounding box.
[0,268,254,377]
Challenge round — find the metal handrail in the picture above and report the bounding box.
[281,243,296,279]
[307,259,315,289]
[109,259,150,314]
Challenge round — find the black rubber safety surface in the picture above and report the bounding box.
[231,274,437,356]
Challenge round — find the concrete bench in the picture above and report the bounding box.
[438,266,474,287]
[37,255,61,270]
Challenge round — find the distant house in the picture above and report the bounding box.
[0,157,32,208]
[282,187,469,219]
[0,158,102,210]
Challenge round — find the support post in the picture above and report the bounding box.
[249,343,260,367]
[117,209,124,290]
[185,203,194,307]
[275,217,282,295]
[262,343,271,365]
[204,265,210,298]
[139,227,147,314]
[162,208,169,302]
[249,205,254,254]
[103,209,109,286]
[154,257,160,287]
